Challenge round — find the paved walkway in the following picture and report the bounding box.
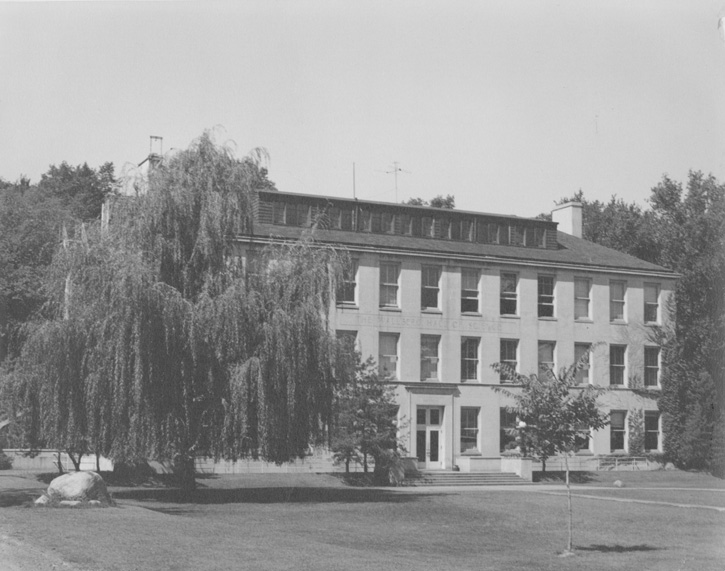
[391,483,725,512]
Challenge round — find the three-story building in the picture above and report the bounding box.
[238,189,676,472]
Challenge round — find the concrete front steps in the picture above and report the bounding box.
[406,470,527,486]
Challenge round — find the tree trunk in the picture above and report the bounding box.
[363,452,368,473]
[541,457,546,474]
[95,452,101,473]
[345,458,350,474]
[67,452,82,472]
[56,451,64,474]
[564,454,574,555]
[175,455,197,493]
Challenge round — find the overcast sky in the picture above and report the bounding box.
[1,1,724,217]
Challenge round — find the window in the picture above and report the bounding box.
[421,266,441,310]
[340,208,353,230]
[538,275,555,318]
[371,212,382,233]
[460,220,474,241]
[461,268,479,313]
[439,218,451,239]
[399,214,412,235]
[336,330,357,351]
[526,227,546,248]
[500,273,518,315]
[461,337,480,381]
[379,263,400,308]
[460,408,480,453]
[610,345,626,386]
[379,333,398,379]
[359,209,371,232]
[272,201,286,224]
[382,212,395,234]
[644,347,660,387]
[644,283,660,323]
[538,341,555,374]
[420,335,440,381]
[610,280,626,321]
[421,217,434,237]
[610,411,626,451]
[336,261,357,305]
[476,221,497,244]
[509,225,524,246]
[645,411,660,451]
[410,216,422,237]
[500,339,518,381]
[574,422,591,452]
[574,278,591,320]
[574,343,591,384]
[449,219,460,240]
[500,409,517,452]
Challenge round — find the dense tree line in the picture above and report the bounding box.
[556,173,725,475]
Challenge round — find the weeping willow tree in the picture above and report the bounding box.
[13,132,349,489]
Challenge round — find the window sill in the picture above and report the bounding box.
[610,320,628,325]
[460,379,479,384]
[379,306,401,312]
[575,318,593,323]
[461,312,482,317]
[645,322,660,327]
[336,304,358,310]
[538,317,557,322]
[609,385,628,390]
[421,308,442,314]
[500,314,520,320]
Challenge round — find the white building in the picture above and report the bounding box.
[238,190,676,473]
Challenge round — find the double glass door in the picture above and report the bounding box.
[416,406,443,469]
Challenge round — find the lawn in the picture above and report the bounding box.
[0,471,723,571]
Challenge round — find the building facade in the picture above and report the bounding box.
[239,189,677,472]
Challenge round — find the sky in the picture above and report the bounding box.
[1,0,725,217]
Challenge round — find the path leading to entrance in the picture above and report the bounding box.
[393,483,725,512]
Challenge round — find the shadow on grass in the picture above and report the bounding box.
[0,489,42,507]
[114,486,434,506]
[533,471,596,484]
[577,544,663,553]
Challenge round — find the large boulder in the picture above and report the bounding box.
[46,471,113,505]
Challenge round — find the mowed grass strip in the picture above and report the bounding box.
[1,473,724,571]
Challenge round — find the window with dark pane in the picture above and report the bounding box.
[609,345,626,386]
[537,275,555,317]
[610,411,626,451]
[500,272,518,315]
[500,339,518,381]
[644,347,660,387]
[460,408,479,453]
[460,268,479,313]
[461,337,479,381]
[421,266,441,310]
[420,335,440,380]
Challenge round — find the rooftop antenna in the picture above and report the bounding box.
[353,162,356,199]
[385,161,410,202]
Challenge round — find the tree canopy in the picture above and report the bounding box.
[404,194,455,209]
[331,354,401,476]
[8,133,350,488]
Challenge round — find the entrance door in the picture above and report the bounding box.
[416,406,443,469]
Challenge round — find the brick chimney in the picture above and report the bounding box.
[551,202,583,238]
